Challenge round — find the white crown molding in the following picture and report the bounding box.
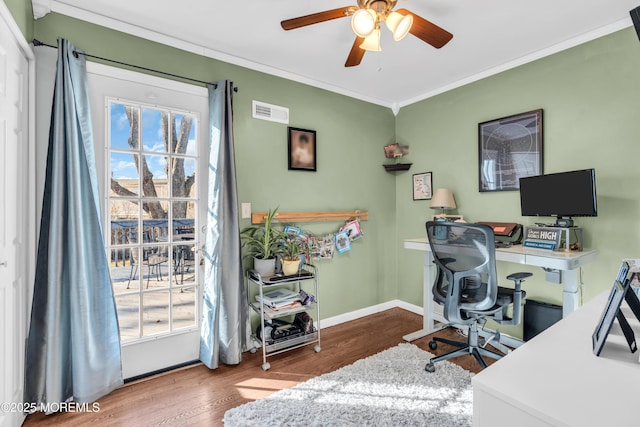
[31,0,52,19]
[47,1,394,110]
[44,2,633,113]
[398,17,634,110]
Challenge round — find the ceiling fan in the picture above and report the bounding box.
[281,0,453,67]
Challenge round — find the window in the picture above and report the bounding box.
[107,99,199,341]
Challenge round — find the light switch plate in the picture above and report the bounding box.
[241,203,251,219]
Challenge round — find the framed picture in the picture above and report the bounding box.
[478,109,543,192]
[431,215,464,222]
[340,220,363,241]
[412,172,433,200]
[334,230,352,254]
[384,143,399,158]
[288,127,316,171]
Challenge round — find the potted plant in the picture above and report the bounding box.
[279,234,308,275]
[240,208,283,277]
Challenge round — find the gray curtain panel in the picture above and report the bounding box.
[200,81,251,369]
[24,38,123,409]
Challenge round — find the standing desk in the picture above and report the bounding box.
[403,238,597,342]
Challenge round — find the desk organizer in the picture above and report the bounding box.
[523,226,583,251]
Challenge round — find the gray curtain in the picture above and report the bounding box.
[24,39,123,408]
[200,81,251,369]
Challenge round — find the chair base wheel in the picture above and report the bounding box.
[429,340,438,350]
[425,362,435,373]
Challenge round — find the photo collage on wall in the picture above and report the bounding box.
[295,219,363,261]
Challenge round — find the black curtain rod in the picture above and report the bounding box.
[32,39,238,92]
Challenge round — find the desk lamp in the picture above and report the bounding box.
[430,188,456,218]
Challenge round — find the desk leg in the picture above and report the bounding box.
[403,250,437,342]
[562,268,580,317]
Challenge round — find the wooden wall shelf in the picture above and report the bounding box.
[383,163,412,172]
[251,210,368,225]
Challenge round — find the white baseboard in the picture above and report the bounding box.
[320,300,423,329]
[317,301,523,349]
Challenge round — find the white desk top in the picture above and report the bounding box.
[472,290,640,426]
[404,238,596,271]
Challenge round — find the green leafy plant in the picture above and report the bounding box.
[280,234,307,261]
[240,208,284,260]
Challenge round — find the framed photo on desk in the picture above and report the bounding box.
[478,109,543,192]
[431,215,463,222]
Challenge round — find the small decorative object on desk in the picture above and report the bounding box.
[523,226,583,251]
[383,143,411,172]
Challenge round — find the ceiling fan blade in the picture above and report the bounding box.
[396,8,453,48]
[345,37,366,67]
[281,7,355,30]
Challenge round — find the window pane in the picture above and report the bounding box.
[116,294,140,341]
[171,157,196,199]
[112,247,140,292]
[142,154,168,198]
[110,200,139,244]
[172,287,196,330]
[173,243,196,287]
[143,244,170,290]
[142,291,169,336]
[172,201,195,238]
[173,113,196,156]
[110,151,139,197]
[142,108,167,153]
[109,247,139,291]
[110,103,138,151]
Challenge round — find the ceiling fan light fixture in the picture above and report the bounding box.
[386,11,413,41]
[359,28,382,51]
[351,8,377,37]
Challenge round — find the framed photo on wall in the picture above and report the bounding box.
[412,172,433,200]
[478,109,543,192]
[288,127,316,171]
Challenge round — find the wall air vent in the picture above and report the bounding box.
[252,100,289,124]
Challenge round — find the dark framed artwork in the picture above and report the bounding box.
[288,127,316,171]
[412,172,432,200]
[478,109,543,192]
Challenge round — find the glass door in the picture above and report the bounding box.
[106,98,202,378]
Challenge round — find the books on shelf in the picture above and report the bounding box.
[255,288,301,310]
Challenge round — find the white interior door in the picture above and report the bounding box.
[0,13,30,427]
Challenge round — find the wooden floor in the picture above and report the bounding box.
[24,308,496,426]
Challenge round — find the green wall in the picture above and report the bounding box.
[396,28,640,336]
[3,0,33,38]
[32,13,398,321]
[10,6,640,332]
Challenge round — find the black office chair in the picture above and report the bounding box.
[424,221,531,372]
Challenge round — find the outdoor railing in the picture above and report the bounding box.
[110,218,195,266]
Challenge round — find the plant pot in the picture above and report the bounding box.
[281,258,301,275]
[254,257,276,278]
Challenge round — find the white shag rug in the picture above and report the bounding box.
[223,343,473,426]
